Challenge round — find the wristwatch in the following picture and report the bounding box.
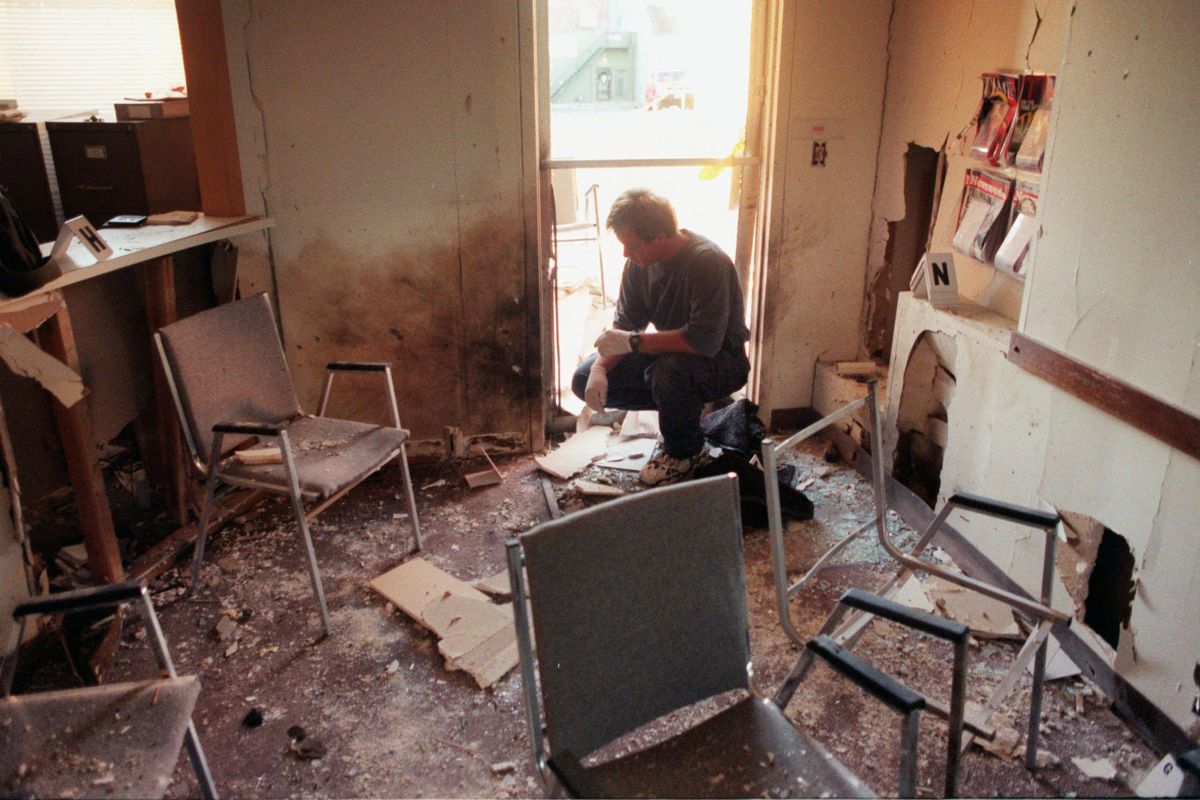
[629,331,642,353]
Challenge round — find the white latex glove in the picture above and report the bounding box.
[584,361,608,412]
[594,328,633,357]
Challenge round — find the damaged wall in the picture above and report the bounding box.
[221,0,540,451]
[885,1,1200,732]
[865,0,1067,349]
[754,0,891,418]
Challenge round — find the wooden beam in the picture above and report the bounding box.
[142,256,187,526]
[38,306,123,585]
[174,0,245,216]
[1008,332,1200,462]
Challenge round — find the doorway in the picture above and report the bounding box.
[542,0,760,416]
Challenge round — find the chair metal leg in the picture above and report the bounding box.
[279,431,332,637]
[184,722,220,800]
[398,443,421,552]
[189,437,225,592]
[898,709,921,798]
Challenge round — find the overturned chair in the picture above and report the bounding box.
[507,474,941,798]
[1,580,218,799]
[155,293,421,637]
[762,377,1069,794]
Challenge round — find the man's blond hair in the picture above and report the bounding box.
[606,188,678,241]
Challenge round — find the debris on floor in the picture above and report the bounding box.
[922,572,1021,639]
[464,445,504,489]
[370,558,518,689]
[533,426,610,480]
[472,570,513,600]
[1073,755,1118,781]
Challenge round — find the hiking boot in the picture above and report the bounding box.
[639,444,704,487]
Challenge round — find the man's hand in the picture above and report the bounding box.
[584,361,608,412]
[594,328,632,357]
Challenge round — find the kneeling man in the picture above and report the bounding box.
[573,188,750,486]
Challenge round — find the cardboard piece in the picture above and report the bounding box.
[924,574,1020,639]
[370,559,517,688]
[534,426,610,480]
[369,558,490,630]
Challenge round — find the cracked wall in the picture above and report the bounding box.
[865,0,1067,342]
[220,0,539,450]
[884,1,1200,733]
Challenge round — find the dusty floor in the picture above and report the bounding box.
[21,437,1160,798]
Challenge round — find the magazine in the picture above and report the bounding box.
[995,180,1039,277]
[952,168,1013,262]
[1011,74,1055,170]
[969,73,1019,167]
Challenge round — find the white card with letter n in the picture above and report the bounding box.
[911,251,958,309]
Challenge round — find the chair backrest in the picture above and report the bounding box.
[519,473,750,760]
[156,293,301,460]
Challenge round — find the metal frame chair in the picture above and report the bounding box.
[154,293,421,637]
[506,475,938,798]
[762,376,1071,791]
[1,579,218,799]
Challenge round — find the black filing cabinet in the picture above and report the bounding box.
[47,118,200,225]
[0,122,58,243]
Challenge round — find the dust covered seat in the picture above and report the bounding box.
[155,292,421,637]
[506,475,933,798]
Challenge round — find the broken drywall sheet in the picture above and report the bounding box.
[891,573,936,614]
[370,558,518,689]
[594,436,657,473]
[0,326,84,407]
[923,573,1020,639]
[534,426,610,480]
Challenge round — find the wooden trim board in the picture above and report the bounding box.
[1008,332,1200,462]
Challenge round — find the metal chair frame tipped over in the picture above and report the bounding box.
[761,376,1070,793]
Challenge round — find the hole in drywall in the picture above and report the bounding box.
[865,143,940,360]
[892,330,956,507]
[1083,527,1136,652]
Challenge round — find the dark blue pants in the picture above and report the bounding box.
[572,351,749,458]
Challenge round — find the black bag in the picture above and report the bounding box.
[694,450,814,529]
[700,398,766,456]
[0,189,53,296]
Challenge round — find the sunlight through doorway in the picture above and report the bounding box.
[545,0,756,415]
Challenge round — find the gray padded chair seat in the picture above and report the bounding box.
[581,696,870,799]
[0,678,201,799]
[223,415,409,500]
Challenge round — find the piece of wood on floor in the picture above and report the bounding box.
[233,446,282,465]
[574,479,625,497]
[369,558,491,632]
[923,574,1021,639]
[835,360,877,377]
[473,570,512,600]
[464,444,505,489]
[534,426,611,480]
